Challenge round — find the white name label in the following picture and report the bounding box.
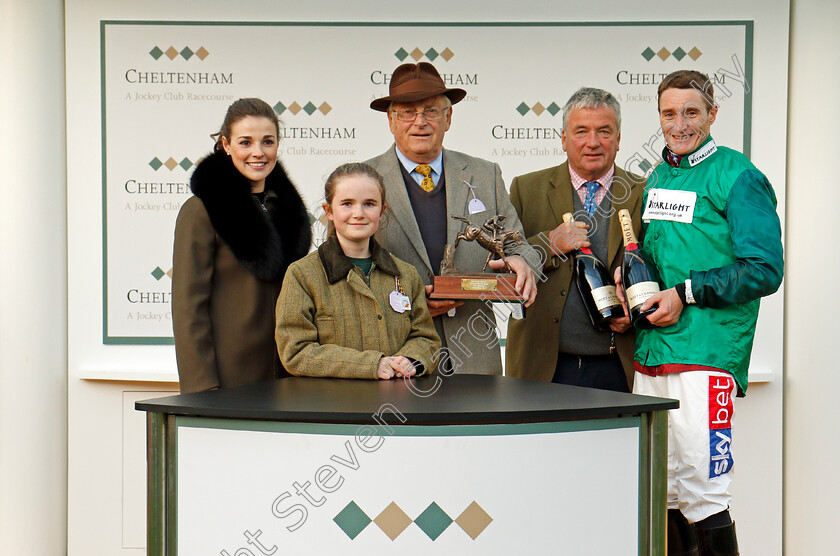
[688,140,717,166]
[643,189,697,224]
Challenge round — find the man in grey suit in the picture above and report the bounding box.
[366,62,538,376]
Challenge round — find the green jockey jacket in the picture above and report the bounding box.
[634,135,784,395]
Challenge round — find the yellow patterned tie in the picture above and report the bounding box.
[415,164,435,192]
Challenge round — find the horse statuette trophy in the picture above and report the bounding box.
[432,214,526,301]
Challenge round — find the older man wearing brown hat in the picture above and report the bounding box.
[366,62,538,376]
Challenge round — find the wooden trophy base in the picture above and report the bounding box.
[431,273,524,301]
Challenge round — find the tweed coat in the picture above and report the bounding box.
[366,146,539,375]
[172,152,311,394]
[505,162,645,385]
[275,235,441,379]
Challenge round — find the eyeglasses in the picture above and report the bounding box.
[391,106,448,122]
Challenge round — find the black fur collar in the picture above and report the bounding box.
[190,151,312,281]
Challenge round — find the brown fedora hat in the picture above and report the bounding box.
[370,62,467,112]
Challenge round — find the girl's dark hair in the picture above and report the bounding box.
[212,98,280,153]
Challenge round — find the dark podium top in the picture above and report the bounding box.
[136,375,677,425]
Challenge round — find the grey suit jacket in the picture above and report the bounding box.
[366,146,539,375]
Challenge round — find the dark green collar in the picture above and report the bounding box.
[318,235,401,284]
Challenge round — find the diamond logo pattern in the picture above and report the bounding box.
[394,47,454,62]
[374,502,413,540]
[334,502,371,540]
[641,46,703,62]
[148,157,193,172]
[273,100,332,116]
[516,101,563,116]
[455,501,493,540]
[334,500,491,541]
[150,267,169,281]
[148,45,210,61]
[414,502,452,540]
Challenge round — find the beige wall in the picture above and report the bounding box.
[0,0,67,552]
[784,0,840,554]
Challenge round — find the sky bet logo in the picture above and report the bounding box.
[708,375,734,479]
[641,46,702,62]
[394,46,454,63]
[149,45,209,61]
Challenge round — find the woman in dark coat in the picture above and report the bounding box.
[172,98,312,393]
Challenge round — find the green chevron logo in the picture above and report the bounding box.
[394,46,454,62]
[334,500,492,541]
[149,45,209,61]
[641,46,702,62]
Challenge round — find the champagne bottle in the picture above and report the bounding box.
[618,209,659,329]
[563,213,623,330]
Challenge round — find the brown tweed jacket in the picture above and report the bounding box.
[275,236,441,379]
[505,162,645,386]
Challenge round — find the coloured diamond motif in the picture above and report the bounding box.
[288,102,302,115]
[546,101,561,116]
[516,102,530,116]
[394,47,409,61]
[656,47,671,61]
[179,157,192,171]
[334,502,371,540]
[148,157,163,171]
[149,46,164,60]
[318,102,332,115]
[414,502,452,540]
[688,46,702,61]
[180,46,194,60]
[410,47,424,61]
[303,101,317,115]
[195,46,209,60]
[151,267,165,281]
[440,47,454,61]
[455,501,493,540]
[164,157,178,171]
[374,502,413,541]
[273,101,287,114]
[165,46,179,60]
[641,47,656,61]
[531,102,546,116]
[426,47,439,61]
[672,47,686,61]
